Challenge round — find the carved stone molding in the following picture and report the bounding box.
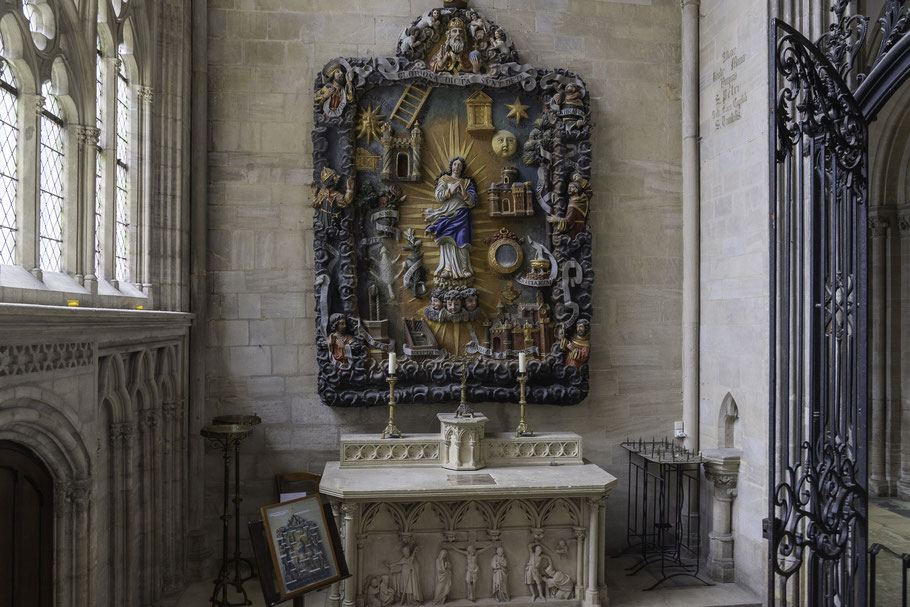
[484,434,583,465]
[341,438,441,466]
[339,431,584,468]
[869,216,890,239]
[0,342,94,377]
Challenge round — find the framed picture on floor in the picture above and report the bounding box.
[259,494,347,600]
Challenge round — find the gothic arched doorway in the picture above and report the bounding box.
[0,440,54,607]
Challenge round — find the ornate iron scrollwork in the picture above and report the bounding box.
[770,18,869,607]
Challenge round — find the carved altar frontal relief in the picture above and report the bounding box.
[358,498,585,605]
[312,1,593,407]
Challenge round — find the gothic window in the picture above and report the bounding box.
[0,61,18,266]
[115,57,129,282]
[38,81,64,273]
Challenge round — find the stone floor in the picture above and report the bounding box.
[605,555,760,607]
[173,561,762,607]
[869,497,910,607]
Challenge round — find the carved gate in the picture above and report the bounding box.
[768,2,910,605]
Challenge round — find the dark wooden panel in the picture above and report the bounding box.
[0,442,54,607]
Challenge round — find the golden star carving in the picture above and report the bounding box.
[506,96,530,126]
[355,103,387,145]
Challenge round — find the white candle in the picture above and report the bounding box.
[389,352,397,375]
[518,352,527,373]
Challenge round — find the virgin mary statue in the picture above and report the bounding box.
[424,157,477,280]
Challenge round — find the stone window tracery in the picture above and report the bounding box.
[0,61,18,266]
[38,80,64,273]
[115,57,129,282]
[0,2,154,306]
[95,37,103,277]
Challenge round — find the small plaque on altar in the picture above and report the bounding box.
[447,473,496,486]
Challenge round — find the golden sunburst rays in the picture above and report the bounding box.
[395,116,508,356]
[355,103,387,145]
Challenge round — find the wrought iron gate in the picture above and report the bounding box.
[768,2,910,603]
[768,17,869,607]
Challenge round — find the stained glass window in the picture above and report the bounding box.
[95,39,103,277]
[0,61,18,266]
[115,60,129,282]
[38,80,64,272]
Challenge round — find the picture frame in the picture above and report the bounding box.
[259,495,347,600]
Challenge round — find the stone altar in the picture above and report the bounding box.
[320,419,617,607]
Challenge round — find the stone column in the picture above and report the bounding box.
[17,94,41,274]
[328,502,343,607]
[869,214,890,495]
[681,0,701,452]
[702,448,741,583]
[597,498,606,593]
[584,498,600,607]
[342,503,360,607]
[900,209,910,499]
[573,526,585,600]
[356,534,367,607]
[77,126,101,293]
[137,86,154,299]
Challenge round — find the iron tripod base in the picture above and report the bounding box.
[210,556,256,607]
[203,418,261,607]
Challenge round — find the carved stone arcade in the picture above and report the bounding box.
[0,308,192,607]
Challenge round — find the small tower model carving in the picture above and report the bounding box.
[487,167,534,217]
[381,122,423,182]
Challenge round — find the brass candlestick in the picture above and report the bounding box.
[454,355,476,418]
[382,375,402,438]
[515,373,534,437]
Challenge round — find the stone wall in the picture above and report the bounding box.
[205,0,683,569]
[697,0,769,598]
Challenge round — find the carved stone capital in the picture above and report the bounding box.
[899,213,910,235]
[702,448,742,500]
[869,216,890,239]
[573,526,586,541]
[342,503,359,518]
[35,95,46,112]
[59,479,92,512]
[140,408,160,431]
[137,85,154,105]
[109,421,136,447]
[78,125,101,146]
[162,402,178,420]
